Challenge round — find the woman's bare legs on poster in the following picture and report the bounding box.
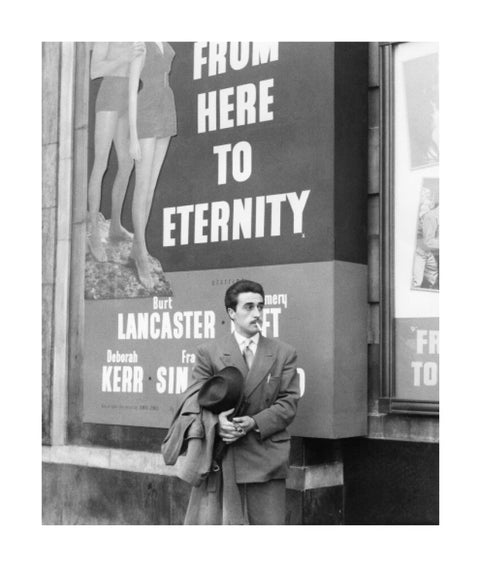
[109,114,134,241]
[145,136,171,273]
[130,136,171,287]
[130,138,156,290]
[87,111,118,261]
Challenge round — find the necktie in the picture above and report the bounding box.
[243,340,254,370]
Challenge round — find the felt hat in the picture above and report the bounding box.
[198,366,244,415]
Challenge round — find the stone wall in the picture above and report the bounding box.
[42,42,61,445]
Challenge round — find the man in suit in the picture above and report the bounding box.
[191,279,300,524]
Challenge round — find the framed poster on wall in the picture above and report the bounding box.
[381,42,439,414]
[67,42,369,443]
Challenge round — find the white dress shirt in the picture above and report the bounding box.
[233,330,260,358]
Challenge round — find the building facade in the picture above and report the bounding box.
[42,42,439,524]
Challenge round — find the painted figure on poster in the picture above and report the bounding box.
[87,42,145,261]
[128,42,177,291]
[403,52,439,169]
[412,183,439,290]
[85,42,174,299]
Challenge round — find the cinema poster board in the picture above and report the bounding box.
[392,42,439,404]
[82,42,368,438]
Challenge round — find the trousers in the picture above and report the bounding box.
[240,479,286,525]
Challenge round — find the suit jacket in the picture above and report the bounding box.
[192,332,300,484]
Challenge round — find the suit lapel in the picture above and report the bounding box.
[244,335,275,398]
[219,334,276,398]
[220,333,249,377]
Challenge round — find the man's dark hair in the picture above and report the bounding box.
[225,279,265,312]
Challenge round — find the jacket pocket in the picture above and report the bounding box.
[269,429,291,442]
[264,375,281,403]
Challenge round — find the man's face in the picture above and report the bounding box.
[228,292,264,338]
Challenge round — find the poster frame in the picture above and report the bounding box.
[379,42,439,416]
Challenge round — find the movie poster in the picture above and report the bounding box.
[394,42,439,402]
[82,42,366,436]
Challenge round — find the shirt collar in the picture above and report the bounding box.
[233,330,260,348]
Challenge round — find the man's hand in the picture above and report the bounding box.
[232,416,256,434]
[218,409,247,444]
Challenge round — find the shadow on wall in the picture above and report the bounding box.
[342,438,439,525]
[42,464,190,525]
